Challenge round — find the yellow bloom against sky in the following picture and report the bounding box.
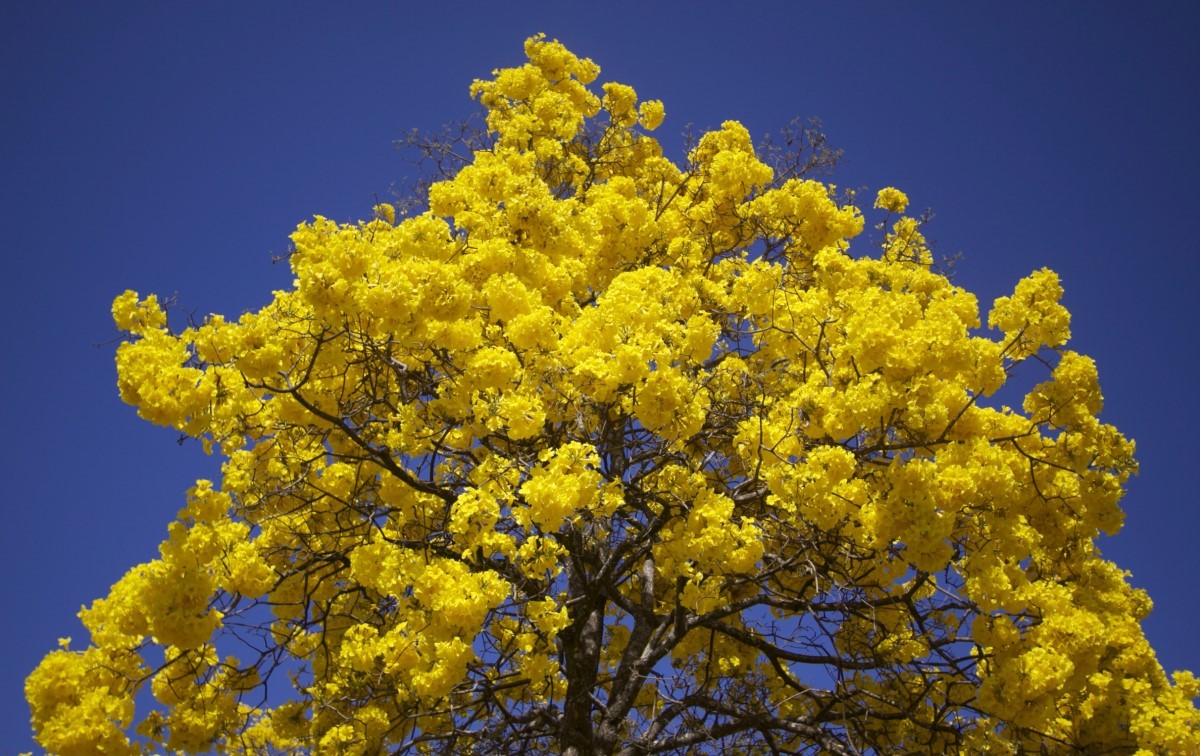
[19,31,1200,753]
[6,4,1200,753]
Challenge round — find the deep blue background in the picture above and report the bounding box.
[3,2,1197,749]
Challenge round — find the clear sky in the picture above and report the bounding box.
[3,2,1198,748]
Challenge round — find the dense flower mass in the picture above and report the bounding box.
[27,34,1198,754]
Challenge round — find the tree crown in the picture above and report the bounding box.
[27,34,1199,754]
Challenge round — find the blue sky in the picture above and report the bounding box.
[3,2,1198,748]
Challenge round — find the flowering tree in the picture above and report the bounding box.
[27,35,1198,754]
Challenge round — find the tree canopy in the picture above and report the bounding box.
[27,34,1199,754]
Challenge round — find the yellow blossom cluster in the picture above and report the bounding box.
[26,34,1196,753]
[874,186,909,213]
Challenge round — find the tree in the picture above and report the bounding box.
[27,34,1199,754]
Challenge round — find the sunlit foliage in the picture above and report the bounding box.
[28,35,1198,754]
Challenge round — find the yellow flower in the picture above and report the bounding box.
[874,186,909,213]
[638,99,665,130]
[373,203,396,224]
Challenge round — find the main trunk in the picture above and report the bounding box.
[559,561,608,755]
